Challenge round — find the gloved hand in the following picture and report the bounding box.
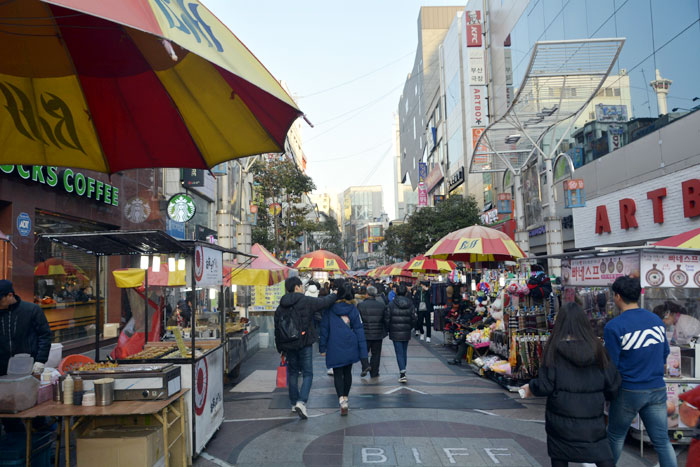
[32,362,45,374]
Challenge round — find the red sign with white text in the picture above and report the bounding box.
[467,24,482,47]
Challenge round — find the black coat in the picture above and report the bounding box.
[357,297,386,340]
[529,340,621,463]
[274,292,337,352]
[0,295,52,376]
[385,295,417,342]
[412,288,434,313]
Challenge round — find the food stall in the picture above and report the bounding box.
[39,230,254,459]
[553,245,700,448]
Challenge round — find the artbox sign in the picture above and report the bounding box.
[572,169,700,248]
[468,86,486,126]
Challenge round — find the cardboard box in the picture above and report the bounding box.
[77,425,164,467]
[103,323,120,338]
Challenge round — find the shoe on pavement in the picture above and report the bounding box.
[339,397,349,416]
[426,337,431,343]
[415,331,420,337]
[327,368,334,375]
[420,334,425,341]
[294,401,308,420]
[398,372,407,383]
[361,366,370,377]
[448,360,461,366]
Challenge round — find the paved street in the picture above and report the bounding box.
[194,334,677,467]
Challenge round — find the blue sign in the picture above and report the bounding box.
[418,162,428,183]
[565,188,586,208]
[16,212,31,237]
[166,218,186,240]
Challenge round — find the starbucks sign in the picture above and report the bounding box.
[167,193,196,223]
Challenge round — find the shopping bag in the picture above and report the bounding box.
[276,355,287,388]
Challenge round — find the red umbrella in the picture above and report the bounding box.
[406,255,457,273]
[425,225,525,263]
[34,257,86,276]
[293,250,349,272]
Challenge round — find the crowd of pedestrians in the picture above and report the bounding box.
[273,274,680,466]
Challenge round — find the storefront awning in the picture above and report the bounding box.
[39,229,250,257]
[469,38,625,174]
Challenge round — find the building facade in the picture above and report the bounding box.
[340,186,385,269]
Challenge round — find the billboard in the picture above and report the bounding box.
[595,104,629,123]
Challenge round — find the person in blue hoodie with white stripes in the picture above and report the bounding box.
[319,279,368,415]
[604,275,676,467]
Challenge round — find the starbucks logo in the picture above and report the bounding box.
[124,197,151,224]
[167,193,196,222]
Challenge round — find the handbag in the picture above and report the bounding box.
[418,302,427,312]
[276,355,287,388]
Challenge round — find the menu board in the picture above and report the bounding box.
[562,254,639,286]
[249,282,285,311]
[641,252,700,288]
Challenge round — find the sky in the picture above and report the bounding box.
[204,1,465,219]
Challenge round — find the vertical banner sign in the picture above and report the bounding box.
[194,245,223,287]
[467,48,486,85]
[497,193,512,214]
[563,179,586,208]
[418,162,428,183]
[418,184,428,207]
[469,86,486,126]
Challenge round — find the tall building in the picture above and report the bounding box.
[394,114,419,220]
[339,186,385,268]
[397,6,463,208]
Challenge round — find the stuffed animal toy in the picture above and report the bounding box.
[488,296,505,331]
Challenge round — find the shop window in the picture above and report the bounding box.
[34,210,115,344]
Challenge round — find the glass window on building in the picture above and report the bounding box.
[34,210,115,344]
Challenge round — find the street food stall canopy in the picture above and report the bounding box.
[225,243,295,286]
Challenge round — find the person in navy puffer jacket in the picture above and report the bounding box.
[319,279,368,415]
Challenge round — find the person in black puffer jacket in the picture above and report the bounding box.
[385,284,416,383]
[521,302,621,467]
[357,285,386,378]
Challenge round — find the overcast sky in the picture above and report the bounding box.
[204,1,464,219]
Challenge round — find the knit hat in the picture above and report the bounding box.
[0,280,14,298]
[305,284,319,298]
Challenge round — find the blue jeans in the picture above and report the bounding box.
[393,340,408,372]
[608,387,677,467]
[285,345,313,405]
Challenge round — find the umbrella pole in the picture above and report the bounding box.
[94,256,100,362]
[144,269,149,344]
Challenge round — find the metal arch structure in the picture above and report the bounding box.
[469,38,625,273]
[470,38,625,175]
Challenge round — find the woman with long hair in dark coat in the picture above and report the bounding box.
[520,302,621,467]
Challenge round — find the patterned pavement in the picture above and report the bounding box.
[194,333,680,466]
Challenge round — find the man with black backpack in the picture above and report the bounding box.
[274,276,337,419]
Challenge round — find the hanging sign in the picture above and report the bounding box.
[564,179,586,208]
[167,193,196,222]
[497,193,512,214]
[562,254,639,286]
[16,212,31,237]
[418,162,428,183]
[194,245,223,287]
[418,183,428,207]
[641,252,700,288]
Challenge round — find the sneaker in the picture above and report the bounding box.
[294,401,308,420]
[426,337,431,343]
[420,334,425,341]
[448,360,461,366]
[340,397,349,416]
[415,331,420,336]
[327,368,334,375]
[398,372,407,383]
[361,366,370,377]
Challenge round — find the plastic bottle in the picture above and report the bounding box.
[63,374,74,405]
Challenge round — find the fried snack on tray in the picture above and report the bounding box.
[125,345,176,360]
[74,362,118,372]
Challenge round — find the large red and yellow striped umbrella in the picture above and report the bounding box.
[425,225,525,263]
[407,255,457,273]
[224,243,295,286]
[387,261,417,277]
[0,0,301,173]
[293,250,349,272]
[653,227,700,249]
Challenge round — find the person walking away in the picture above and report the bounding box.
[385,284,417,383]
[0,280,52,376]
[357,285,386,378]
[319,280,367,415]
[414,281,433,342]
[388,284,397,303]
[520,302,620,467]
[604,276,677,467]
[274,277,337,419]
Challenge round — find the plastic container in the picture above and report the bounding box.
[0,375,39,413]
[72,390,84,406]
[82,392,95,407]
[63,374,73,406]
[73,375,83,392]
[94,378,114,406]
[45,343,63,369]
[0,431,53,467]
[37,383,53,405]
[6,354,33,376]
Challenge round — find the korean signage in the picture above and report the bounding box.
[497,193,512,214]
[468,48,485,85]
[641,252,700,288]
[447,167,465,192]
[418,184,428,207]
[182,168,204,187]
[572,169,700,248]
[471,128,488,165]
[1,165,119,206]
[418,162,428,183]
[504,48,513,85]
[194,245,223,287]
[608,126,624,151]
[595,104,629,123]
[564,179,586,208]
[250,282,284,311]
[480,208,498,225]
[562,254,639,286]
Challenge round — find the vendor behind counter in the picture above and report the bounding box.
[653,301,700,345]
[0,280,52,376]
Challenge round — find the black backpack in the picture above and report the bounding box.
[275,304,306,350]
